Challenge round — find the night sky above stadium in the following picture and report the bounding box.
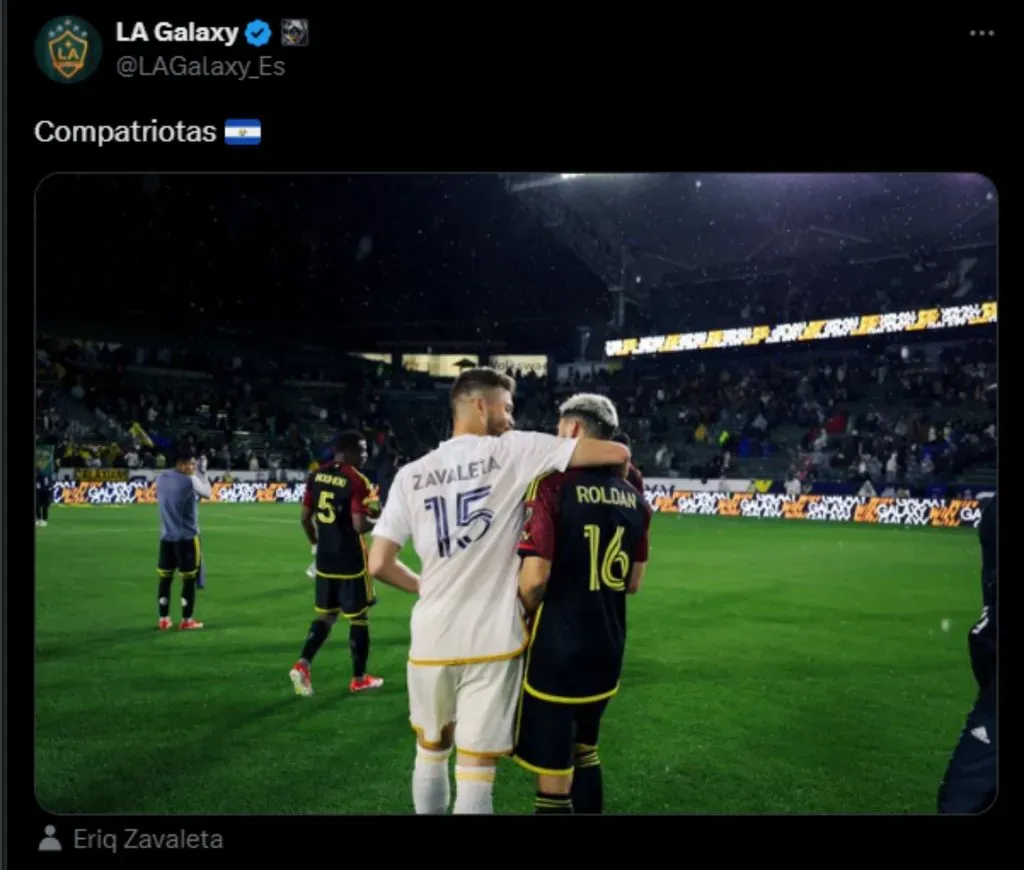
[36,174,608,347]
[36,172,996,352]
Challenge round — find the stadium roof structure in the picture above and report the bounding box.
[502,172,997,295]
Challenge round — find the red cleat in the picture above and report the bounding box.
[290,662,313,696]
[350,675,384,693]
[178,618,204,630]
[158,617,172,631]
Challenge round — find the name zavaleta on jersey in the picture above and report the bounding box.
[371,431,581,665]
[303,461,372,578]
[518,468,651,702]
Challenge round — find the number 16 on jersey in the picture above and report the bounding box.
[424,486,494,558]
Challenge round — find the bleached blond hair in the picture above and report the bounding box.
[558,393,619,437]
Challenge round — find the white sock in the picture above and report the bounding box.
[412,747,451,814]
[452,764,496,815]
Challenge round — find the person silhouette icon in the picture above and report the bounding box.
[39,825,62,851]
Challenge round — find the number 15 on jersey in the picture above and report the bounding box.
[424,486,494,558]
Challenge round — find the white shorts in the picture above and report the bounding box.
[407,657,524,757]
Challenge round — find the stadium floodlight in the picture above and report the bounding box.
[560,173,586,180]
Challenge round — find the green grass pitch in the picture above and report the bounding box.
[35,505,981,814]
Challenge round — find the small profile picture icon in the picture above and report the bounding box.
[280,18,309,46]
[35,15,103,83]
[39,825,62,852]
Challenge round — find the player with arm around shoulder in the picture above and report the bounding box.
[515,394,651,814]
[289,432,385,696]
[367,368,631,815]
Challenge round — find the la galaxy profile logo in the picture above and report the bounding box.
[35,15,102,83]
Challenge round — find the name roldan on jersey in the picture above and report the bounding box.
[411,457,501,491]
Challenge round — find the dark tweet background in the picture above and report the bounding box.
[5,4,1010,864]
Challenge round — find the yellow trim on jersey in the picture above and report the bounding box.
[407,613,529,667]
[522,602,619,705]
[341,607,370,619]
[315,569,367,580]
[411,724,454,750]
[524,471,556,503]
[523,681,619,705]
[512,609,539,749]
[350,466,374,489]
[455,768,497,782]
[512,755,574,777]
[364,569,374,602]
[457,746,512,759]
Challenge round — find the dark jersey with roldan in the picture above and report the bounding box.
[969,494,997,688]
[518,468,651,702]
[303,461,372,577]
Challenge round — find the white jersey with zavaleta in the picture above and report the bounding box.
[373,431,578,664]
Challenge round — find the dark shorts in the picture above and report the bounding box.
[157,538,202,578]
[513,689,610,776]
[938,681,997,814]
[314,571,376,618]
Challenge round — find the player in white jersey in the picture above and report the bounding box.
[368,367,630,815]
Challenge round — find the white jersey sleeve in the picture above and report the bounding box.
[372,468,414,547]
[190,473,212,499]
[493,430,578,493]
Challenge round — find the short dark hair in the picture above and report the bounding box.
[450,367,515,412]
[612,431,631,447]
[174,442,196,465]
[334,430,366,456]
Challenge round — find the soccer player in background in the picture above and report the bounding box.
[36,463,54,527]
[196,451,208,589]
[289,432,384,696]
[514,394,651,814]
[937,490,997,813]
[612,431,645,493]
[155,446,211,630]
[368,368,630,815]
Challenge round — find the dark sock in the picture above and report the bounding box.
[534,791,573,814]
[42,503,50,522]
[571,746,603,814]
[181,577,197,620]
[300,619,332,663]
[157,574,173,618]
[349,621,370,679]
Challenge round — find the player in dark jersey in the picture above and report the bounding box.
[514,394,651,814]
[938,491,997,813]
[289,431,383,696]
[36,464,54,527]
